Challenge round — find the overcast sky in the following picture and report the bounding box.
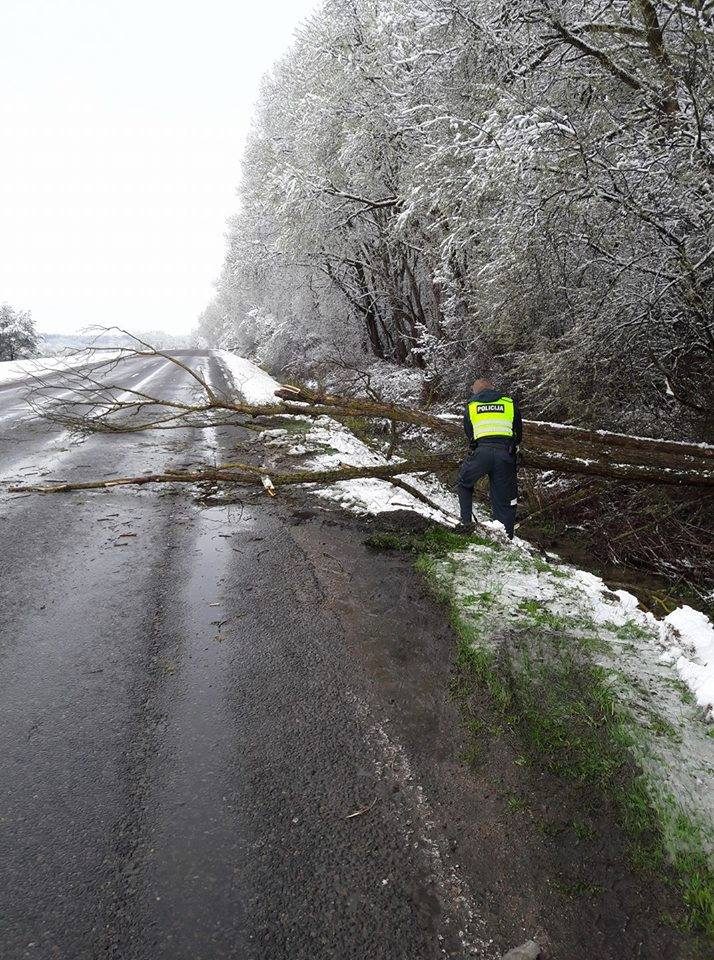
[0,0,318,335]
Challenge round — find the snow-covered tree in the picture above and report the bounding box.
[0,303,39,361]
[201,0,713,436]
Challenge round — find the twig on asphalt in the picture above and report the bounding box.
[345,796,378,819]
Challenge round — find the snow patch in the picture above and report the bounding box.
[429,542,714,862]
[215,351,282,405]
[663,606,714,717]
[295,415,457,524]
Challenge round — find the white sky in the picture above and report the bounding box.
[0,0,318,335]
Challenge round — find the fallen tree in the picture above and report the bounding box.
[273,385,714,488]
[8,458,455,521]
[11,337,713,502]
[8,458,442,494]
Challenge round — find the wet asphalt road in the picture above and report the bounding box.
[0,354,503,960]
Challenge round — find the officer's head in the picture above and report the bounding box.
[472,377,494,394]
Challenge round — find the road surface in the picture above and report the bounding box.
[0,353,702,960]
[0,353,501,960]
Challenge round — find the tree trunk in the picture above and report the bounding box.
[274,386,714,487]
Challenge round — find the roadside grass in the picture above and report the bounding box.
[553,878,604,900]
[367,524,714,938]
[365,526,493,557]
[342,415,383,444]
[572,817,597,842]
[270,416,314,435]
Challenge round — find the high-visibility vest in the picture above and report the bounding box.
[468,396,515,441]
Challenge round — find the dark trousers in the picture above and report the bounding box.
[457,442,518,538]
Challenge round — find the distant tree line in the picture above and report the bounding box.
[0,303,38,362]
[199,0,713,438]
[41,330,194,353]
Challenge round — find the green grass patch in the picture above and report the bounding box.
[649,713,682,742]
[382,523,714,938]
[366,526,493,557]
[455,631,627,785]
[664,676,698,707]
[275,417,313,435]
[572,817,597,843]
[454,628,714,934]
[506,791,528,814]
[613,622,654,644]
[553,878,604,900]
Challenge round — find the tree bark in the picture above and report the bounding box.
[273,386,714,487]
[8,458,446,495]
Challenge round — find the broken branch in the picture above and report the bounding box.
[7,457,447,495]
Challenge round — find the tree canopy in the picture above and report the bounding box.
[0,303,38,362]
[200,0,713,439]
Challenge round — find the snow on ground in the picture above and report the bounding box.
[662,606,714,716]
[214,350,282,406]
[0,351,122,386]
[215,350,457,522]
[220,351,714,862]
[260,415,458,525]
[429,538,714,864]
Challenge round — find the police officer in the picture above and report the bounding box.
[455,378,523,538]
